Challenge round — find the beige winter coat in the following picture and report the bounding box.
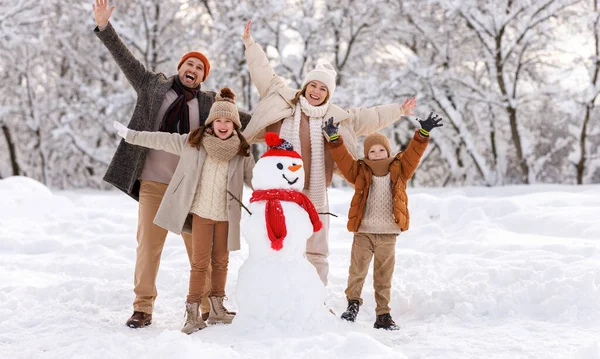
[241,37,407,162]
[125,130,254,251]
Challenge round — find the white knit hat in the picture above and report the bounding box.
[301,62,337,99]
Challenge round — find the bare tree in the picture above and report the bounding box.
[457,0,579,183]
[575,0,600,183]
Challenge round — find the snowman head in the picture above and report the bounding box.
[252,133,305,191]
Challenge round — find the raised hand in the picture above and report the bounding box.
[113,121,128,139]
[92,0,115,27]
[242,20,252,41]
[417,112,443,137]
[401,97,417,116]
[322,117,340,142]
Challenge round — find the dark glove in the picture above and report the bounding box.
[417,112,443,137]
[322,117,340,142]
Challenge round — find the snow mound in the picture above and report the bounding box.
[0,176,76,219]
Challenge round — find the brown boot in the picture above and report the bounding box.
[126,311,152,329]
[373,313,399,331]
[207,296,235,324]
[181,302,207,334]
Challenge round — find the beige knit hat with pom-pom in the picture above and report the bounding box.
[205,88,241,128]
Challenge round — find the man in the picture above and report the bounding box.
[92,0,248,328]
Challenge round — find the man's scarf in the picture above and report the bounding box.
[159,77,200,134]
[249,189,322,251]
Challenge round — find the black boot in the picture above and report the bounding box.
[373,313,399,330]
[340,300,360,322]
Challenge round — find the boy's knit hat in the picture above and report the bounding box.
[301,61,337,99]
[363,132,392,157]
[205,88,241,128]
[177,51,210,81]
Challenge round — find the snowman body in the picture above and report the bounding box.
[234,135,329,329]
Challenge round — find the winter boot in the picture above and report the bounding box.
[340,300,360,322]
[373,313,400,331]
[181,302,207,334]
[207,296,235,324]
[125,311,152,329]
[202,309,236,321]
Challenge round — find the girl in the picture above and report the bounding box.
[114,88,254,334]
[240,21,417,286]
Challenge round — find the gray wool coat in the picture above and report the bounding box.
[95,23,251,201]
[125,130,254,251]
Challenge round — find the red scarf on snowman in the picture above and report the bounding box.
[250,189,322,251]
[250,132,323,251]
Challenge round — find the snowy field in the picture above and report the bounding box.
[1,176,599,359]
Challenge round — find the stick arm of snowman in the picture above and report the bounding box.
[227,190,252,215]
[318,212,338,217]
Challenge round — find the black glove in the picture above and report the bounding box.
[417,112,443,137]
[322,117,340,142]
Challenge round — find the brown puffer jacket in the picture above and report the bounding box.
[328,130,429,232]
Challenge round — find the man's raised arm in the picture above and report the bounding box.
[92,0,151,92]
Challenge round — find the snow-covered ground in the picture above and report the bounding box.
[1,176,599,358]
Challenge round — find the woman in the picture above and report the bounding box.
[241,21,416,286]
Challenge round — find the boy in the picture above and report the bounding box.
[322,113,443,330]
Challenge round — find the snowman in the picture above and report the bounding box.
[234,132,330,330]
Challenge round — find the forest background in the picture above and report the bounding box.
[1,0,598,189]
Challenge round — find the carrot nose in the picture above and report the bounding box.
[288,164,302,172]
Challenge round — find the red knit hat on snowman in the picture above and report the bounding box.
[261,132,302,159]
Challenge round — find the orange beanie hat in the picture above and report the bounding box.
[177,51,210,81]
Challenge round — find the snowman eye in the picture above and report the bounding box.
[277,163,283,170]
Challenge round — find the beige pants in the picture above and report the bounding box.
[345,232,397,315]
[187,215,230,302]
[306,194,330,286]
[133,180,211,314]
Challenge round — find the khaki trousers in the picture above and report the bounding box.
[306,193,330,286]
[344,232,397,315]
[187,215,230,303]
[133,180,211,314]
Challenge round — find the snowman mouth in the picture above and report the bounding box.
[282,174,298,185]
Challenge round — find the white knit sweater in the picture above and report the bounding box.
[358,174,401,234]
[190,156,229,221]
